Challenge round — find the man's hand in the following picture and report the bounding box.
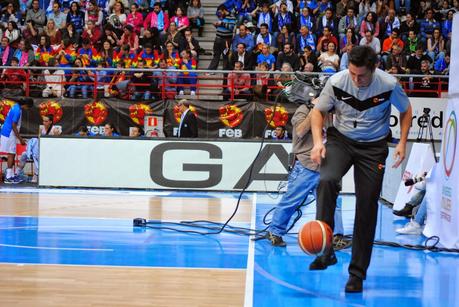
[392,142,406,168]
[311,143,326,165]
[19,138,26,145]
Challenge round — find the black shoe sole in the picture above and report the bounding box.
[309,256,337,270]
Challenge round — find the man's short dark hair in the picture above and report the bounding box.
[348,46,378,71]
[18,98,34,108]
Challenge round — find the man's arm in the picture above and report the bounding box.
[392,104,412,168]
[310,108,326,165]
[12,123,26,145]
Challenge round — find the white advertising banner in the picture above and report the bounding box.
[423,14,459,249]
[39,138,357,192]
[393,143,436,211]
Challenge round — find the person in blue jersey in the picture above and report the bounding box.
[309,46,412,293]
[0,98,34,184]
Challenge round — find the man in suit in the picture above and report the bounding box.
[177,99,198,138]
[229,43,254,70]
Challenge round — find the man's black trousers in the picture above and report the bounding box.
[316,127,388,279]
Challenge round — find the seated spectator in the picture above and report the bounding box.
[276,43,300,71]
[0,57,26,96]
[44,20,62,49]
[22,19,40,47]
[62,23,81,46]
[276,24,296,52]
[224,61,251,100]
[108,60,129,97]
[235,0,256,26]
[170,7,189,33]
[272,0,294,14]
[272,62,293,98]
[85,0,104,29]
[318,41,339,73]
[385,45,407,73]
[317,8,337,36]
[253,3,273,33]
[232,24,254,53]
[317,26,338,54]
[255,23,275,54]
[410,59,438,96]
[143,3,170,38]
[108,0,128,13]
[66,2,85,34]
[442,9,453,49]
[118,24,139,52]
[297,7,315,31]
[126,3,143,35]
[394,0,411,14]
[420,8,440,45]
[136,43,154,67]
[400,13,419,41]
[82,20,102,48]
[26,0,46,33]
[381,8,400,39]
[339,43,353,71]
[230,42,253,70]
[273,3,295,38]
[131,59,154,100]
[382,28,404,60]
[316,0,333,17]
[76,126,93,136]
[297,25,316,54]
[107,1,127,37]
[253,62,272,100]
[152,58,178,99]
[100,24,120,48]
[78,38,99,67]
[164,41,181,68]
[43,58,66,97]
[13,39,35,67]
[67,57,94,98]
[406,45,431,74]
[47,1,66,29]
[434,53,450,75]
[187,0,205,37]
[129,126,144,137]
[177,50,197,96]
[359,30,381,54]
[426,27,445,62]
[404,30,419,56]
[1,3,20,28]
[140,28,162,51]
[35,35,55,66]
[113,43,136,67]
[359,12,379,39]
[165,22,183,50]
[103,123,120,136]
[300,45,318,71]
[340,27,358,53]
[179,28,201,58]
[338,8,358,42]
[3,21,20,49]
[335,0,354,19]
[257,43,276,70]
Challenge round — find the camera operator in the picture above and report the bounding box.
[393,171,427,218]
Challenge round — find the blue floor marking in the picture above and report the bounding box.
[0,216,249,269]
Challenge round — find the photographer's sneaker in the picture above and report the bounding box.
[396,220,422,235]
[266,232,287,247]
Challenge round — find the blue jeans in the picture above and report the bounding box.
[414,198,427,225]
[269,161,320,236]
[177,75,197,92]
[68,85,92,98]
[334,196,344,235]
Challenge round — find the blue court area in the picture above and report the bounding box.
[0,189,458,306]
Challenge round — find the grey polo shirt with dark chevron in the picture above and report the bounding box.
[315,68,410,142]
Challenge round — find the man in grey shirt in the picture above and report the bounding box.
[310,46,412,293]
[26,0,46,34]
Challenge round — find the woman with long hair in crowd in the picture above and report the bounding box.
[85,0,104,28]
[359,11,379,38]
[35,35,54,66]
[108,1,127,36]
[100,40,114,67]
[139,27,161,50]
[318,41,339,73]
[126,3,143,34]
[44,20,62,49]
[66,2,85,34]
[164,40,181,68]
[0,2,19,27]
[187,0,204,37]
[340,27,358,53]
[276,25,296,53]
[170,7,189,33]
[427,27,445,62]
[3,21,20,48]
[165,22,183,49]
[13,39,35,67]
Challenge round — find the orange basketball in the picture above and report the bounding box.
[298,220,333,256]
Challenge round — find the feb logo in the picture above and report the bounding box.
[84,101,108,125]
[219,104,243,128]
[0,99,15,123]
[39,100,63,123]
[442,111,457,178]
[129,103,153,125]
[173,104,198,123]
[264,105,289,128]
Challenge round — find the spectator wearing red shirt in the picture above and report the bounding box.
[224,61,252,100]
[317,26,338,54]
[82,20,102,48]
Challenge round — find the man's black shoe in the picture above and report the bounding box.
[266,232,287,247]
[345,275,363,293]
[309,250,337,270]
[393,203,414,217]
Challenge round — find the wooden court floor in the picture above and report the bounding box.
[0,190,253,307]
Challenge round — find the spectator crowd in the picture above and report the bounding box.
[0,0,454,99]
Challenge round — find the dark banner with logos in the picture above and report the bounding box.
[0,98,298,138]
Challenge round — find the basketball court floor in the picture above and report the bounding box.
[0,188,457,306]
